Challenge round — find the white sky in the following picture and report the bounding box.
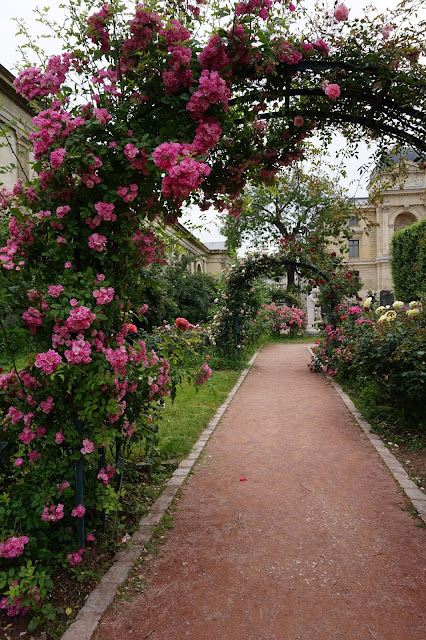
[0,0,424,243]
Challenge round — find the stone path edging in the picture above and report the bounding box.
[61,347,262,640]
[307,346,426,525]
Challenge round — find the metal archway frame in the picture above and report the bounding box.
[230,257,335,348]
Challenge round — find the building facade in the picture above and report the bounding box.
[170,223,231,276]
[0,64,34,190]
[347,157,426,299]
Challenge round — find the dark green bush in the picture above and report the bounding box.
[391,218,426,301]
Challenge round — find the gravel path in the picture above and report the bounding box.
[95,343,425,640]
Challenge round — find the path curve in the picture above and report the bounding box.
[95,343,425,640]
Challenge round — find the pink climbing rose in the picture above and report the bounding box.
[324,83,341,100]
[71,504,86,518]
[0,536,29,559]
[35,349,62,375]
[80,439,95,455]
[334,3,349,22]
[50,148,66,169]
[48,284,64,298]
[88,233,107,252]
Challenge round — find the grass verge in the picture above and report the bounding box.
[158,368,241,461]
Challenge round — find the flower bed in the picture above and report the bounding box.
[310,298,426,437]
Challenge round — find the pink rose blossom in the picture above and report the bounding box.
[50,148,66,169]
[40,396,54,413]
[14,458,24,467]
[86,533,95,542]
[97,464,115,485]
[93,108,112,124]
[55,431,65,444]
[57,236,67,244]
[71,504,86,518]
[67,548,84,566]
[93,286,114,304]
[35,349,62,374]
[48,284,64,298]
[324,83,340,100]
[194,362,212,386]
[80,438,95,455]
[104,346,128,372]
[124,143,139,160]
[334,3,349,22]
[41,503,64,522]
[382,25,394,39]
[294,116,304,127]
[70,298,78,306]
[0,536,29,559]
[56,205,71,218]
[57,480,70,494]
[88,233,107,252]
[64,338,92,364]
[28,451,41,461]
[94,201,116,221]
[64,261,72,268]
[65,306,96,332]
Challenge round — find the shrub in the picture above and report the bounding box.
[260,303,306,336]
[310,298,426,434]
[391,219,426,301]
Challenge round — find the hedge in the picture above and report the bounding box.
[391,218,426,301]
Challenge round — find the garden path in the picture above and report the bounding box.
[94,343,425,640]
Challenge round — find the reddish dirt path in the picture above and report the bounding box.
[95,343,426,640]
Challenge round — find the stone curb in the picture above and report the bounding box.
[61,347,262,640]
[307,347,426,525]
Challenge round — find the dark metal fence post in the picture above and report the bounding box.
[74,417,85,550]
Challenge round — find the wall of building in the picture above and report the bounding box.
[0,64,34,191]
[347,161,426,299]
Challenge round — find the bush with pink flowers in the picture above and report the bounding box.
[261,303,306,336]
[309,298,426,436]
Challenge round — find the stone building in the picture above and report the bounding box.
[169,222,231,276]
[0,63,34,190]
[346,153,426,299]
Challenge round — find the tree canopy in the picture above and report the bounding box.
[220,167,356,253]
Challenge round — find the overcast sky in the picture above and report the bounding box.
[1,1,424,242]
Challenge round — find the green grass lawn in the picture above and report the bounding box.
[157,369,241,461]
[0,352,30,372]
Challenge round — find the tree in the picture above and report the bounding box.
[220,166,356,284]
[155,257,219,325]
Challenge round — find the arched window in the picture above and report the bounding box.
[394,212,417,231]
[197,264,202,272]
